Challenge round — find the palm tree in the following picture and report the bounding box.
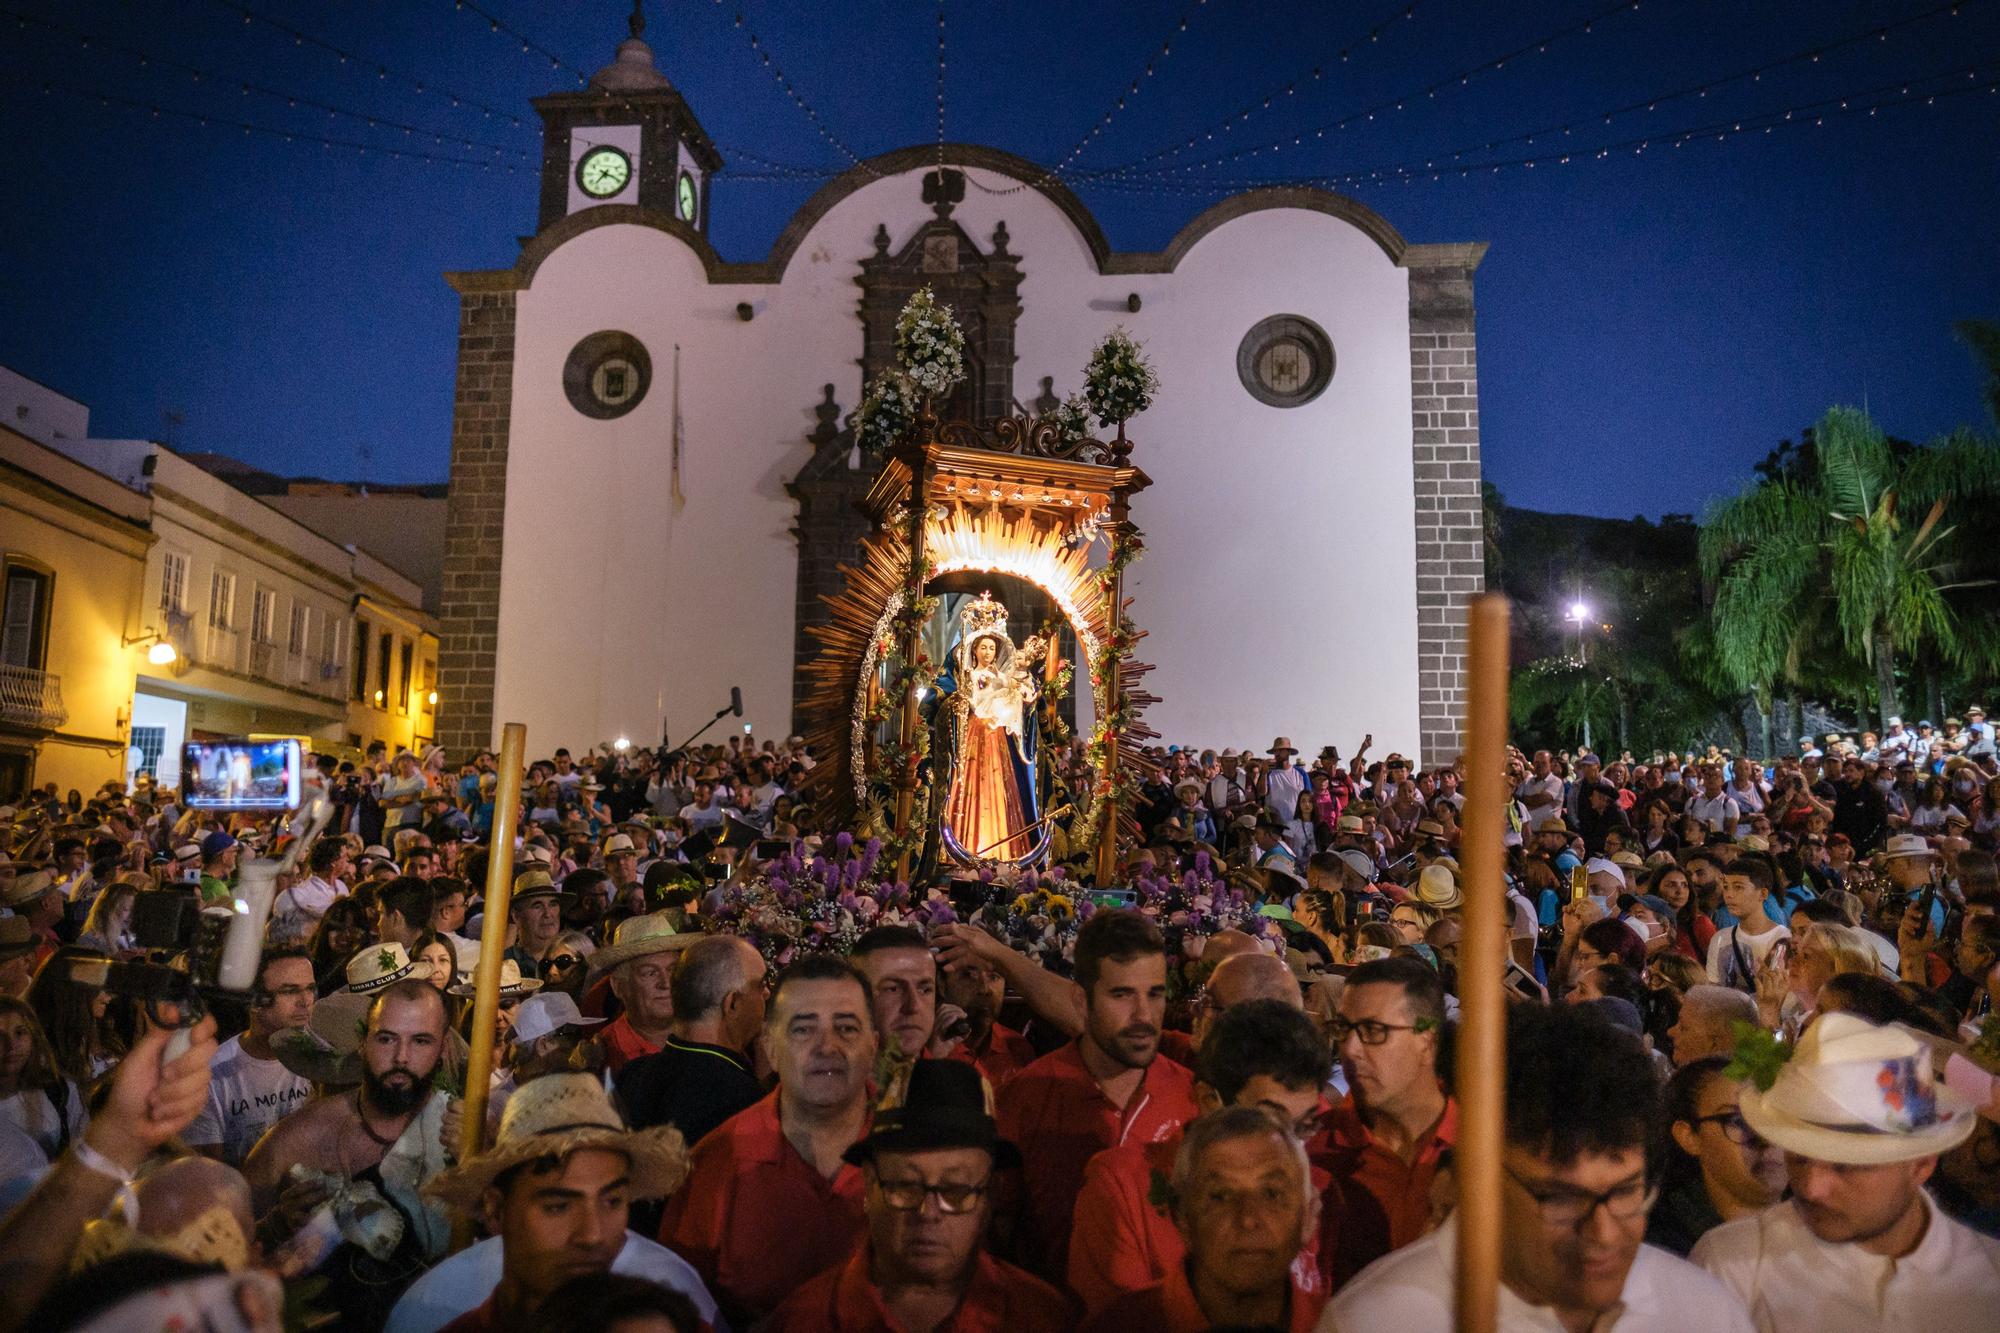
[1702,406,2000,730]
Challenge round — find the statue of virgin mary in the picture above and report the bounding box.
[934,594,1049,865]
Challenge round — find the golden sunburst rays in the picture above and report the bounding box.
[797,495,1155,865]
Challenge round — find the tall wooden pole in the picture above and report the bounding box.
[1093,482,1132,887]
[1454,595,1511,1333]
[891,439,932,886]
[458,721,526,1169]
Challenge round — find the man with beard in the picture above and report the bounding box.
[243,980,455,1324]
[658,954,879,1330]
[995,910,1199,1278]
[1329,1004,1753,1331]
[940,948,1035,1089]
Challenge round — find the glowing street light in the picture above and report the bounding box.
[1566,600,1590,623]
[146,640,178,666]
[613,736,631,752]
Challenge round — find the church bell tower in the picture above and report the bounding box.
[531,2,722,233]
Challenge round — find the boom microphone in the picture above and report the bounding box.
[730,686,743,718]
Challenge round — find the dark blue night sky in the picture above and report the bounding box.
[2,0,1996,519]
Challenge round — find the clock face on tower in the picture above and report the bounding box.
[677,170,698,222]
[577,146,631,199]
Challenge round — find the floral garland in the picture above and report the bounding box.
[843,544,942,866]
[1083,326,1158,427]
[1080,521,1146,855]
[895,286,966,399]
[853,369,920,456]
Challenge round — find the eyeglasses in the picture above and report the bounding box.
[1504,1163,1655,1228]
[1326,1016,1425,1046]
[1689,1111,1765,1148]
[873,1176,991,1214]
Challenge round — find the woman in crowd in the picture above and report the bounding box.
[1909,775,1958,832]
[306,895,372,997]
[410,930,457,996]
[0,997,87,1161]
[25,950,129,1084]
[1389,899,1441,946]
[1648,1056,1787,1255]
[1645,859,1714,962]
[74,878,140,956]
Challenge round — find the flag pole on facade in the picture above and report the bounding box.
[670,343,686,508]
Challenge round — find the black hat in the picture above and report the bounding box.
[1253,810,1286,833]
[843,1060,1021,1168]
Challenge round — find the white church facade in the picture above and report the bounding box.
[436,23,1488,766]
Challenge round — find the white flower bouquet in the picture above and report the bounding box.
[895,285,967,399]
[853,369,919,455]
[1084,326,1158,426]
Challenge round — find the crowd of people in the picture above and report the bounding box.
[1,721,1998,1331]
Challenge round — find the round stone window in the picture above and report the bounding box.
[1236,315,1334,408]
[563,331,652,420]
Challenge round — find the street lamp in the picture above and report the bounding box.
[1563,598,1594,752]
[613,736,631,752]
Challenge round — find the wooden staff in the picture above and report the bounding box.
[457,722,526,1171]
[891,447,932,886]
[1455,594,1511,1333]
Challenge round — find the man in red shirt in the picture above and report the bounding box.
[851,925,947,1060]
[938,948,1036,1089]
[589,914,695,1074]
[659,953,877,1330]
[1068,998,1332,1317]
[767,1059,1075,1331]
[1079,1105,1325,1333]
[994,909,1198,1277]
[1319,955,1456,1287]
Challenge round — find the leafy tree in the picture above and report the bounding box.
[1702,406,2000,730]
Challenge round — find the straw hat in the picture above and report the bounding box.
[1881,833,1938,862]
[601,833,640,859]
[449,958,542,999]
[343,941,435,994]
[511,869,572,905]
[1333,849,1376,882]
[589,913,702,980]
[1738,834,1771,852]
[1536,818,1572,837]
[273,993,375,1086]
[423,1072,689,1210]
[1335,813,1365,834]
[1414,819,1446,840]
[1415,863,1463,911]
[1269,737,1297,757]
[1741,1014,1976,1165]
[1610,851,1646,868]
[0,917,34,961]
[1,869,55,908]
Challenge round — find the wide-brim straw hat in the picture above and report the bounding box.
[1881,833,1939,861]
[1269,737,1297,756]
[449,958,543,998]
[424,1072,690,1210]
[589,912,703,980]
[1415,863,1463,911]
[1741,1014,1976,1165]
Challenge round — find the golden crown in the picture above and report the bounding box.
[959,591,1008,636]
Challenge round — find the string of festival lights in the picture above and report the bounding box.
[1075,0,1422,181]
[207,0,525,128]
[1055,0,1210,172]
[703,1,879,175]
[1065,61,1997,196]
[3,6,530,161]
[449,0,583,84]
[1079,0,1649,182]
[1093,0,1983,185]
[29,74,511,169]
[935,0,947,167]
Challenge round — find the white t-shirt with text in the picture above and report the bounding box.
[185,1034,312,1166]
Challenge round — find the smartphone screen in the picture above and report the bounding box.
[1569,864,1590,904]
[182,738,301,810]
[1090,889,1140,910]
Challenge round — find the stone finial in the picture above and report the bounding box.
[809,384,842,447]
[922,167,965,220]
[629,0,645,41]
[1033,375,1060,416]
[991,219,1011,255]
[873,223,891,257]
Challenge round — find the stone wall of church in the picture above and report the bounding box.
[456,160,1472,762]
[436,290,516,757]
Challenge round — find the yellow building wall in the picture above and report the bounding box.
[0,463,150,799]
